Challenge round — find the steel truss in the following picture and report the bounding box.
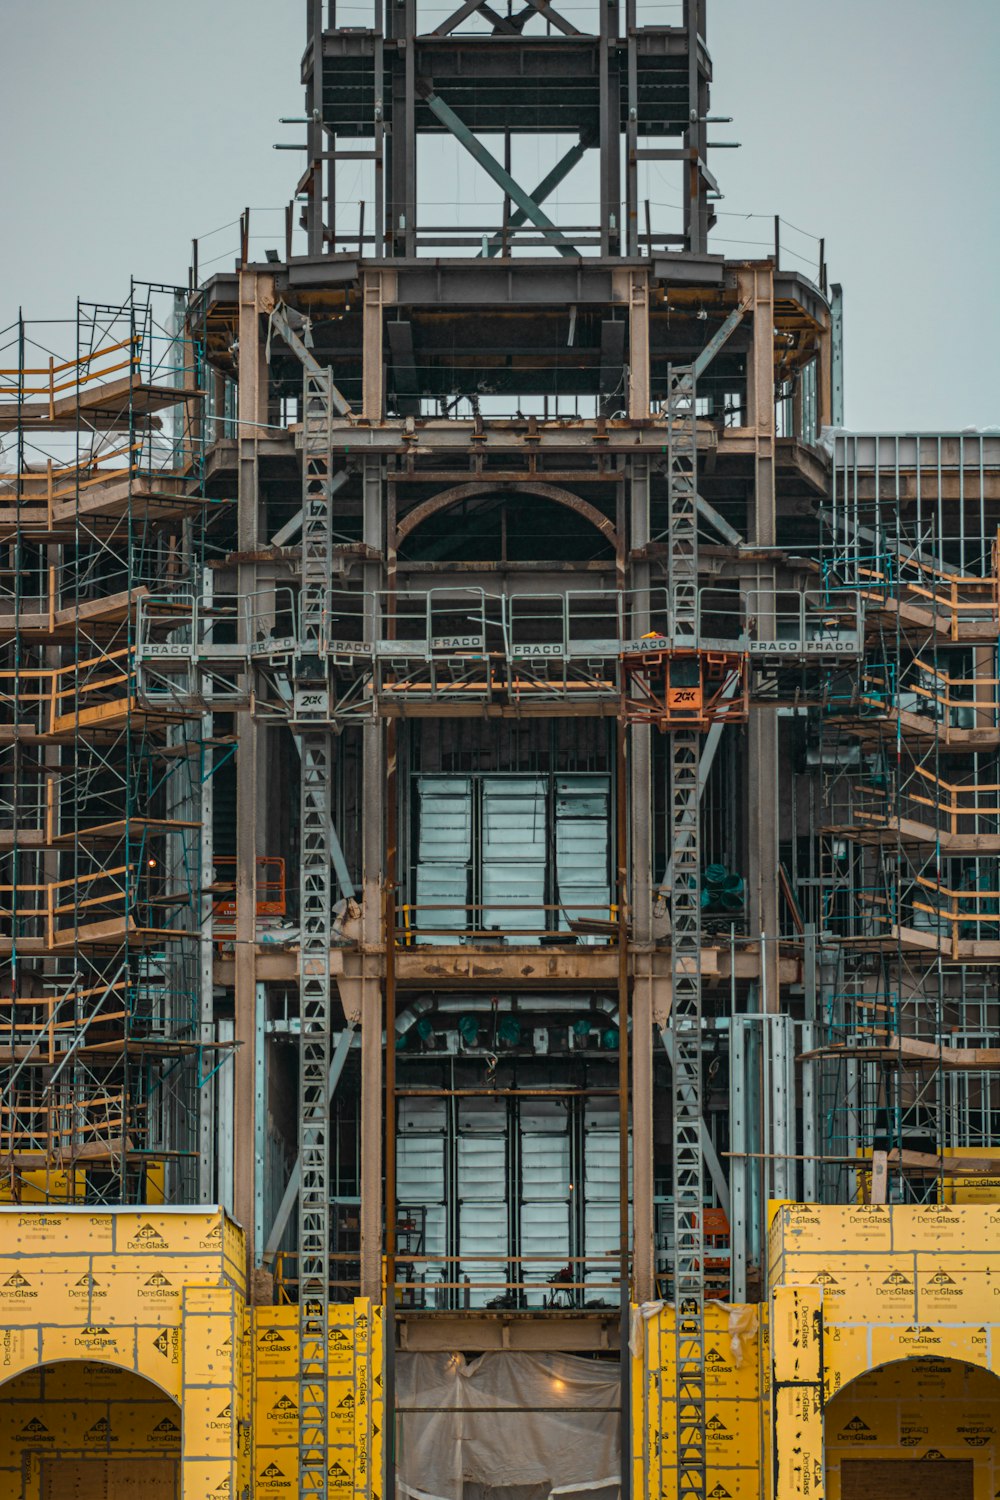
[296,364,336,1495]
[664,363,707,1500]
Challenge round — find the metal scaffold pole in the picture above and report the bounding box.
[667,363,706,1500]
[297,364,336,1496]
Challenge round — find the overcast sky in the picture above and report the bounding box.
[1,0,997,431]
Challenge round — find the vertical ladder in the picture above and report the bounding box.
[666,364,707,1500]
[298,367,335,1496]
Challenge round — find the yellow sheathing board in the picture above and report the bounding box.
[635,1302,764,1500]
[768,1206,1000,1500]
[943,1177,1000,1204]
[253,1308,299,1380]
[255,1449,299,1493]
[0,1211,115,1254]
[824,1356,999,1496]
[821,1325,869,1401]
[0,1211,255,1500]
[181,1283,240,1489]
[889,1204,989,1252]
[772,1288,822,1386]
[250,1299,384,1500]
[773,1383,824,1500]
[703,1471,763,1499]
[774,1257,919,1323]
[776,1205,893,1258]
[255,1380,301,1447]
[0,1365,183,1500]
[370,1304,385,1500]
[0,1170,86,1204]
[354,1298,372,1500]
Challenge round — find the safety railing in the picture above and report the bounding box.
[398,902,617,946]
[913,875,1000,956]
[860,658,998,732]
[0,335,140,411]
[0,651,137,736]
[135,588,298,710]
[386,1253,623,1312]
[0,1092,130,1160]
[843,765,1000,844]
[272,1251,362,1305]
[857,541,1000,641]
[742,586,863,658]
[134,581,867,716]
[0,861,194,949]
[212,856,288,942]
[0,437,197,528]
[0,980,129,1064]
[0,758,53,840]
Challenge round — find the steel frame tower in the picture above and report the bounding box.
[133,5,835,1498]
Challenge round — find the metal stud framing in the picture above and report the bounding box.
[666,362,707,1500]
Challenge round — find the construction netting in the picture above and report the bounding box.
[395,1351,621,1500]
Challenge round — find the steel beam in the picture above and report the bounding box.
[269,467,350,548]
[269,305,352,416]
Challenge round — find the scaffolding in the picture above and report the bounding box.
[813,431,1000,1202]
[0,286,218,1204]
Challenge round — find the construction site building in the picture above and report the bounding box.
[1,2,999,1497]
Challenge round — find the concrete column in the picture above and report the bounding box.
[628,456,656,1300]
[362,269,387,423]
[233,268,273,1261]
[360,720,385,1301]
[624,269,650,420]
[740,264,781,1015]
[360,455,386,1301]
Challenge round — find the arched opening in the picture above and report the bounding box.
[397,483,618,564]
[825,1355,1000,1500]
[0,1361,181,1499]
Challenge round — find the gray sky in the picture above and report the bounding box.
[2,0,997,431]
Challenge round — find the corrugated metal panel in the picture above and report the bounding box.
[415,777,472,942]
[458,1098,506,1133]
[555,774,611,932]
[481,862,546,933]
[414,862,467,942]
[416,777,472,861]
[519,1099,568,1133]
[397,1136,445,1202]
[521,1132,570,1198]
[481,777,547,859]
[458,1133,506,1199]
[459,1201,507,1306]
[520,1200,570,1306]
[398,1097,447,1133]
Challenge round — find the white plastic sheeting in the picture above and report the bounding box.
[395,1351,621,1500]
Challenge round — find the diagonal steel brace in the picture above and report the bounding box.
[418,81,581,258]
